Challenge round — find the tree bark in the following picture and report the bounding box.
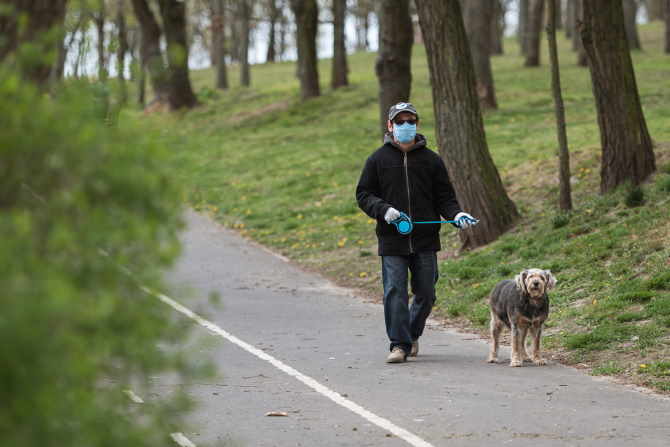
[331,0,348,89]
[518,0,529,54]
[375,0,413,137]
[665,0,670,53]
[239,0,251,86]
[648,0,665,21]
[290,0,321,99]
[546,0,572,211]
[131,0,169,102]
[565,0,575,39]
[157,0,198,109]
[266,0,279,63]
[354,0,371,51]
[211,0,229,89]
[490,0,505,55]
[623,0,642,50]
[116,0,129,104]
[573,0,587,65]
[415,0,519,249]
[525,0,545,66]
[581,0,655,193]
[93,2,107,81]
[464,0,498,109]
[0,0,69,85]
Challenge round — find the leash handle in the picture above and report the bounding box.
[414,220,458,224]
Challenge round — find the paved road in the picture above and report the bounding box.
[156,211,670,447]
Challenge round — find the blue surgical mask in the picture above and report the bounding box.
[393,122,417,144]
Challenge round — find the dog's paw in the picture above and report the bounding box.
[533,357,547,366]
[510,359,523,367]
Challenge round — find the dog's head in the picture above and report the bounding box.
[515,268,557,298]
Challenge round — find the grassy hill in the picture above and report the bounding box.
[142,24,670,392]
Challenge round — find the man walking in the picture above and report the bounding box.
[356,102,478,363]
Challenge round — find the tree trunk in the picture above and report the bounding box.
[415,0,519,249]
[546,0,572,211]
[375,0,413,137]
[93,2,107,81]
[0,0,69,85]
[266,0,279,63]
[490,0,505,55]
[157,0,198,109]
[131,0,169,102]
[648,0,665,21]
[116,0,129,104]
[555,0,563,29]
[464,0,498,109]
[211,0,229,89]
[239,0,251,87]
[581,0,655,193]
[518,0,529,54]
[290,0,321,100]
[573,0,587,65]
[355,1,370,51]
[565,0,574,38]
[666,0,670,53]
[278,10,288,61]
[623,0,642,50]
[525,0,545,66]
[331,0,348,89]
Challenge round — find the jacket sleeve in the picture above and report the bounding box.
[356,155,390,220]
[434,156,462,221]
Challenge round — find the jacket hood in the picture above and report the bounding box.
[383,132,427,152]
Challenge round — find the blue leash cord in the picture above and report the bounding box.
[391,212,478,235]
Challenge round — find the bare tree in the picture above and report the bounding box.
[157,0,198,109]
[572,0,587,66]
[546,0,572,211]
[581,0,655,193]
[266,0,280,62]
[210,0,229,89]
[623,0,642,50]
[290,0,321,99]
[415,0,519,249]
[525,0,545,66]
[375,0,413,137]
[92,1,108,81]
[131,0,168,102]
[565,0,575,39]
[464,0,498,109]
[331,0,348,89]
[353,0,373,51]
[665,0,670,53]
[490,0,506,55]
[116,0,129,104]
[518,0,529,54]
[239,0,252,86]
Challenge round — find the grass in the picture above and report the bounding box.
[136,23,670,392]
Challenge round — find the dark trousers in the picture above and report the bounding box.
[381,252,438,353]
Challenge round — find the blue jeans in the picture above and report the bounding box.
[381,252,439,353]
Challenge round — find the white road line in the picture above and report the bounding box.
[123,389,145,404]
[144,287,435,447]
[170,432,197,447]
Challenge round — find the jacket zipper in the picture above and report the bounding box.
[403,152,414,254]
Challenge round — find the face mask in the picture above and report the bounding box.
[393,122,417,144]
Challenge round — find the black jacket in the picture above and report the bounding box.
[355,134,462,256]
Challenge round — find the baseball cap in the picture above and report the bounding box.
[388,102,419,121]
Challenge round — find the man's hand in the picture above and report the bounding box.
[384,207,401,224]
[454,212,479,229]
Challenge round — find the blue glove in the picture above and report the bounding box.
[454,212,479,229]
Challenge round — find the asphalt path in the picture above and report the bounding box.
[153,210,670,447]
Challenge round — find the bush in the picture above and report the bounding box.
[624,186,645,208]
[0,74,198,446]
[552,213,571,229]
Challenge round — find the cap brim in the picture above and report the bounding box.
[389,109,419,121]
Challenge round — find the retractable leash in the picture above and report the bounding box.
[390,211,479,235]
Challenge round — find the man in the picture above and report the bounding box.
[356,102,478,364]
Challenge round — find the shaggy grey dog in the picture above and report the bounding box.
[487,269,557,367]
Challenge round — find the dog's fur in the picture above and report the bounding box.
[487,269,557,367]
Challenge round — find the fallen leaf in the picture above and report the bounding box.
[265,411,288,417]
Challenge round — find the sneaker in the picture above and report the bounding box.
[409,340,419,357]
[386,347,407,363]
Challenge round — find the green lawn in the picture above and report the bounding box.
[138,23,670,392]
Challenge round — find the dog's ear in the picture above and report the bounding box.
[515,270,528,293]
[543,270,557,291]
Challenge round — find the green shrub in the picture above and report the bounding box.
[624,186,645,208]
[0,74,198,446]
[552,213,571,229]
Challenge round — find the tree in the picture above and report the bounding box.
[331,0,348,89]
[290,0,321,99]
[623,0,642,50]
[238,0,252,86]
[415,0,519,249]
[565,0,575,39]
[518,0,529,54]
[581,0,655,193]
[665,0,670,53]
[463,0,498,109]
[116,0,130,104]
[375,0,413,137]
[490,0,506,55]
[546,0,572,211]
[353,0,373,51]
[130,0,168,102]
[157,0,198,109]
[525,0,545,66]
[266,0,280,63]
[572,0,587,66]
[210,0,229,89]
[647,0,665,20]
[92,1,108,81]
[0,0,69,85]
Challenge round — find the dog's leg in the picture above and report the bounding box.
[487,311,501,363]
[519,326,531,362]
[531,324,547,365]
[509,321,523,367]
